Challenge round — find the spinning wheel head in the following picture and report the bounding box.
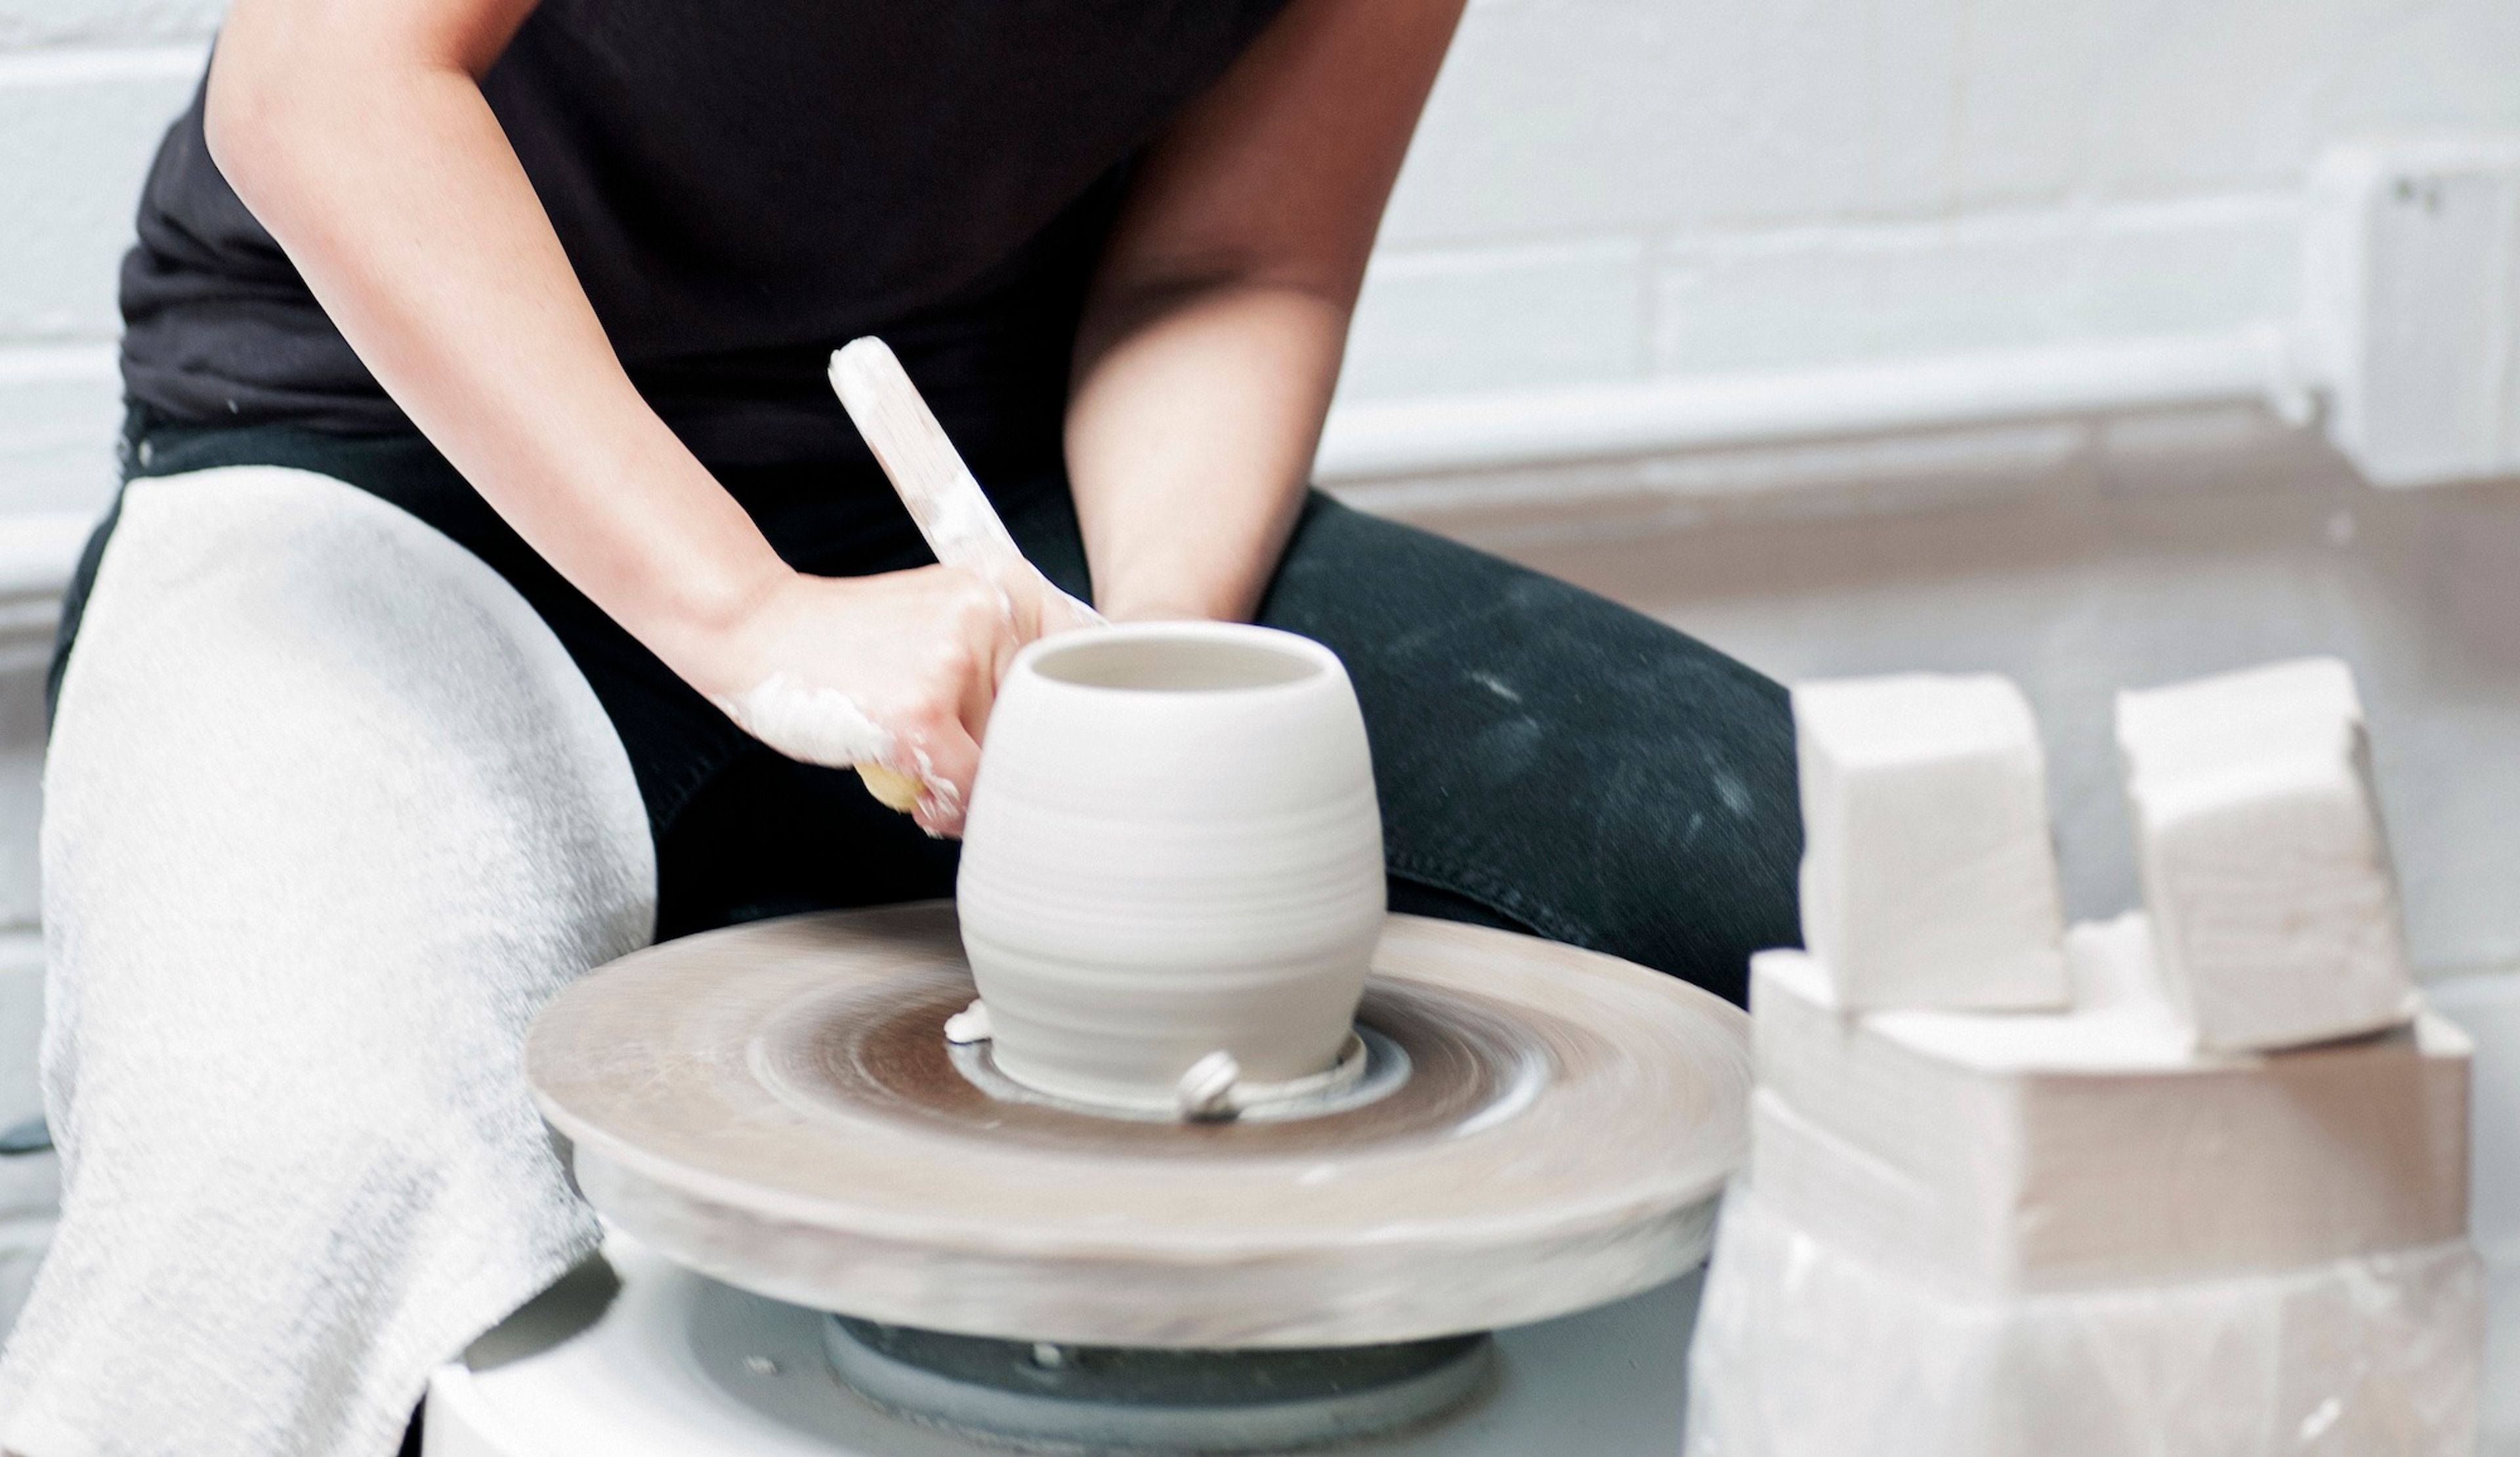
[528,904,1750,1349]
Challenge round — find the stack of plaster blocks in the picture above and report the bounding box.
[1686,661,2483,1457]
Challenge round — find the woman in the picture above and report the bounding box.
[0,1,1799,1452]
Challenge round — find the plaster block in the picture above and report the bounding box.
[2425,969,2520,1254]
[1688,1185,2483,1457]
[1749,942,2471,1294]
[2116,658,2416,1051]
[2057,908,2178,1019]
[1791,673,2067,1011]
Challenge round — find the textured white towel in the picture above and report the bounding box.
[0,467,656,1456]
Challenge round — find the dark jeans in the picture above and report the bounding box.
[62,415,1800,1002]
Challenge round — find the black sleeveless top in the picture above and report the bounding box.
[119,1,1291,473]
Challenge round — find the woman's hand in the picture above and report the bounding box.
[698,561,1089,837]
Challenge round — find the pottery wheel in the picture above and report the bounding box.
[527,904,1750,1349]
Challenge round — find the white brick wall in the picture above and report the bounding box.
[0,28,203,514]
[0,47,200,337]
[1647,198,2303,377]
[1337,238,1649,400]
[7,0,2520,490]
[0,1,220,49]
[1341,0,2520,406]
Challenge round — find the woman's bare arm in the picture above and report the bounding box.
[210,0,778,667]
[207,0,1058,832]
[1065,0,1465,624]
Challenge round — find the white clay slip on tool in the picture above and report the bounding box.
[828,334,1104,811]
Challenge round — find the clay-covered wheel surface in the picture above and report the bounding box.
[528,905,1749,1347]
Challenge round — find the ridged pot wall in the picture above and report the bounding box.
[957,623,1386,1111]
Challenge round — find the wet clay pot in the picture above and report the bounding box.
[956,622,1386,1112]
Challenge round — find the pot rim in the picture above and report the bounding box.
[1012,620,1345,698]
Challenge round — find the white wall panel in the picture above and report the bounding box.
[0,0,220,49]
[1383,0,1968,245]
[0,46,205,339]
[1647,199,2301,376]
[1340,238,1647,400]
[0,345,123,517]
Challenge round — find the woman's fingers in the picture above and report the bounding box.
[892,716,981,836]
[958,562,1103,738]
[876,566,1027,828]
[699,562,1093,837]
[854,763,925,812]
[1038,579,1106,637]
[930,566,1022,746]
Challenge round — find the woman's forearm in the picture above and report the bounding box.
[207,1,788,688]
[1059,0,1461,624]
[1063,279,1345,623]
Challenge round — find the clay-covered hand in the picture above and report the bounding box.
[701,562,1089,837]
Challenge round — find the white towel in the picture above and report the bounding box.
[0,467,656,1456]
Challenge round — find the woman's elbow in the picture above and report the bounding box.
[201,19,366,220]
[202,45,303,207]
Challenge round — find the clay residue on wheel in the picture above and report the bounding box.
[751,975,1570,1160]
